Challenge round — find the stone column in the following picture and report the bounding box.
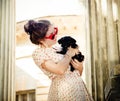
[84,0,93,96]
[0,0,16,101]
[89,0,120,100]
[96,0,108,100]
[117,0,120,58]
[89,0,109,100]
[107,0,119,69]
[89,0,97,100]
[104,0,120,100]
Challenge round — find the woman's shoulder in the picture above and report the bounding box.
[32,47,42,55]
[32,46,43,59]
[32,46,54,57]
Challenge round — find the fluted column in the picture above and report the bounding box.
[0,0,16,101]
[89,0,97,100]
[89,0,109,100]
[117,0,120,57]
[84,0,92,96]
[107,0,119,69]
[96,0,108,100]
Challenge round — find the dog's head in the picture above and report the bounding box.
[58,36,78,49]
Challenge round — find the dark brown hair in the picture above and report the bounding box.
[24,20,51,45]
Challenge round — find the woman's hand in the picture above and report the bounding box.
[71,59,83,75]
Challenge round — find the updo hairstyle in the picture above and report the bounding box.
[24,20,51,45]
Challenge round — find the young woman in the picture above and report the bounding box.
[24,19,93,101]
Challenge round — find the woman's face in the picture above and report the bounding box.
[44,25,58,47]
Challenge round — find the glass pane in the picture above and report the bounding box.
[21,94,27,101]
[16,95,19,101]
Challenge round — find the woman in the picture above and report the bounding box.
[24,19,93,101]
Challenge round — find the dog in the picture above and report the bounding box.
[57,36,84,72]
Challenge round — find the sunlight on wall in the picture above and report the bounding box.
[101,0,107,16]
[16,58,51,86]
[112,2,118,21]
[101,0,118,21]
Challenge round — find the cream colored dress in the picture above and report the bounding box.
[32,46,93,101]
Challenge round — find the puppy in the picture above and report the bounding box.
[57,36,84,72]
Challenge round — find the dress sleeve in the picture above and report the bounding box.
[32,48,50,68]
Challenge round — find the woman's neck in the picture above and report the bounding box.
[39,43,51,48]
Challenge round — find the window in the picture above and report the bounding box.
[16,90,35,101]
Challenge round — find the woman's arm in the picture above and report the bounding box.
[41,47,78,75]
[71,59,83,75]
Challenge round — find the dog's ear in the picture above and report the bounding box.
[66,36,76,43]
[58,36,77,45]
[71,38,76,43]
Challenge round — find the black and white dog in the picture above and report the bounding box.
[57,36,84,72]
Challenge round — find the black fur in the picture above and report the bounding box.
[57,36,84,72]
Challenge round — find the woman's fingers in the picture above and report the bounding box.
[71,59,83,69]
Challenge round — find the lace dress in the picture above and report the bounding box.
[32,46,93,101]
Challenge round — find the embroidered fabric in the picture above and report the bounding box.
[32,46,93,101]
